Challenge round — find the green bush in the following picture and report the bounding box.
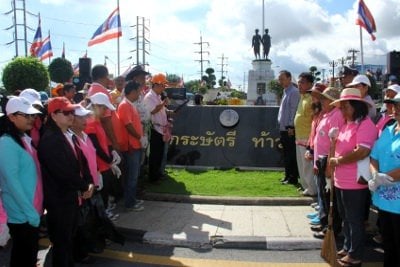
[48,57,74,83]
[2,57,49,93]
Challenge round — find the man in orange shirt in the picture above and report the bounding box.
[117,81,145,211]
[88,65,121,152]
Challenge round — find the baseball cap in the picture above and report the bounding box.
[48,97,80,114]
[384,93,400,104]
[125,65,149,81]
[384,84,400,94]
[5,96,42,115]
[339,66,359,78]
[74,105,92,117]
[20,88,43,107]
[346,74,371,87]
[151,73,169,85]
[88,92,116,111]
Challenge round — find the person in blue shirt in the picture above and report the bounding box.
[369,94,400,267]
[277,70,300,185]
[0,96,43,267]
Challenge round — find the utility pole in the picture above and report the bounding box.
[217,53,228,82]
[194,34,210,80]
[347,49,359,68]
[329,60,338,78]
[4,0,36,57]
[337,57,346,67]
[130,16,150,67]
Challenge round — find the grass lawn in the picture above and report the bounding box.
[143,168,303,197]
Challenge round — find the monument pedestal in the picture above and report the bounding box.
[247,60,277,106]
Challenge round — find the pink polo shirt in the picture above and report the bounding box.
[334,118,377,190]
[313,108,345,166]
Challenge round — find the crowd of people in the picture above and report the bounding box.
[0,64,173,266]
[278,67,400,267]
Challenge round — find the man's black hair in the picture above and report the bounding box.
[91,65,109,81]
[124,81,141,95]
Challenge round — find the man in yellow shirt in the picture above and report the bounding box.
[110,76,126,107]
[294,72,316,196]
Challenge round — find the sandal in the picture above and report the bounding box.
[337,255,362,266]
[337,249,348,258]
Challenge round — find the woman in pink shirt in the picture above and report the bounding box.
[329,88,378,267]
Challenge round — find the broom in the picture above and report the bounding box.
[321,129,340,267]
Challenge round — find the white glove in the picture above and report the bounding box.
[304,150,312,159]
[325,178,332,192]
[375,173,394,186]
[111,150,121,165]
[328,127,339,140]
[368,179,379,192]
[97,172,103,191]
[0,223,10,247]
[140,136,148,149]
[111,164,122,179]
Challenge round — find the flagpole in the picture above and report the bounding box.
[48,30,51,65]
[359,26,364,74]
[117,0,120,76]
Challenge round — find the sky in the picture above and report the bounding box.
[0,0,399,92]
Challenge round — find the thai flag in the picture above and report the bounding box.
[356,0,376,41]
[37,35,53,61]
[30,17,42,56]
[88,7,122,46]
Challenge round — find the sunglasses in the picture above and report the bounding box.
[55,110,75,116]
[14,112,37,119]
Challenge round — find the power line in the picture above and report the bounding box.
[217,53,228,81]
[194,34,209,80]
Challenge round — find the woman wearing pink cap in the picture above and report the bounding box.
[328,88,378,266]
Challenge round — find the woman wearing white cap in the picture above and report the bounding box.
[0,96,43,266]
[328,88,378,266]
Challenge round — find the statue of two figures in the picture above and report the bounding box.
[252,28,271,60]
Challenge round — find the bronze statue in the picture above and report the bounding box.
[252,29,262,60]
[262,29,271,60]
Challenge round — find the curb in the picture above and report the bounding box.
[118,227,322,251]
[142,192,315,206]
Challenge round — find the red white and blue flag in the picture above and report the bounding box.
[30,16,42,56]
[88,7,122,46]
[356,0,376,41]
[37,34,53,61]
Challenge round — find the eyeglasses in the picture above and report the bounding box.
[55,110,75,116]
[14,112,37,119]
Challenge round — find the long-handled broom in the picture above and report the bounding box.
[321,130,340,267]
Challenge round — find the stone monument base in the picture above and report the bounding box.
[247,60,277,106]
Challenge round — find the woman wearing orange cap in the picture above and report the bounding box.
[38,97,94,267]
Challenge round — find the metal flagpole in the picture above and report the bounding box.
[359,26,364,74]
[117,0,120,76]
[262,0,265,33]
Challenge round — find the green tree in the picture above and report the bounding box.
[230,89,247,99]
[2,57,49,93]
[309,66,321,82]
[48,57,74,83]
[204,67,216,88]
[268,79,283,102]
[166,74,180,83]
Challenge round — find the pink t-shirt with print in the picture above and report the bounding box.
[334,118,377,190]
[313,108,345,167]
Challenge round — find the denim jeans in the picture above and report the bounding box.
[123,149,141,208]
